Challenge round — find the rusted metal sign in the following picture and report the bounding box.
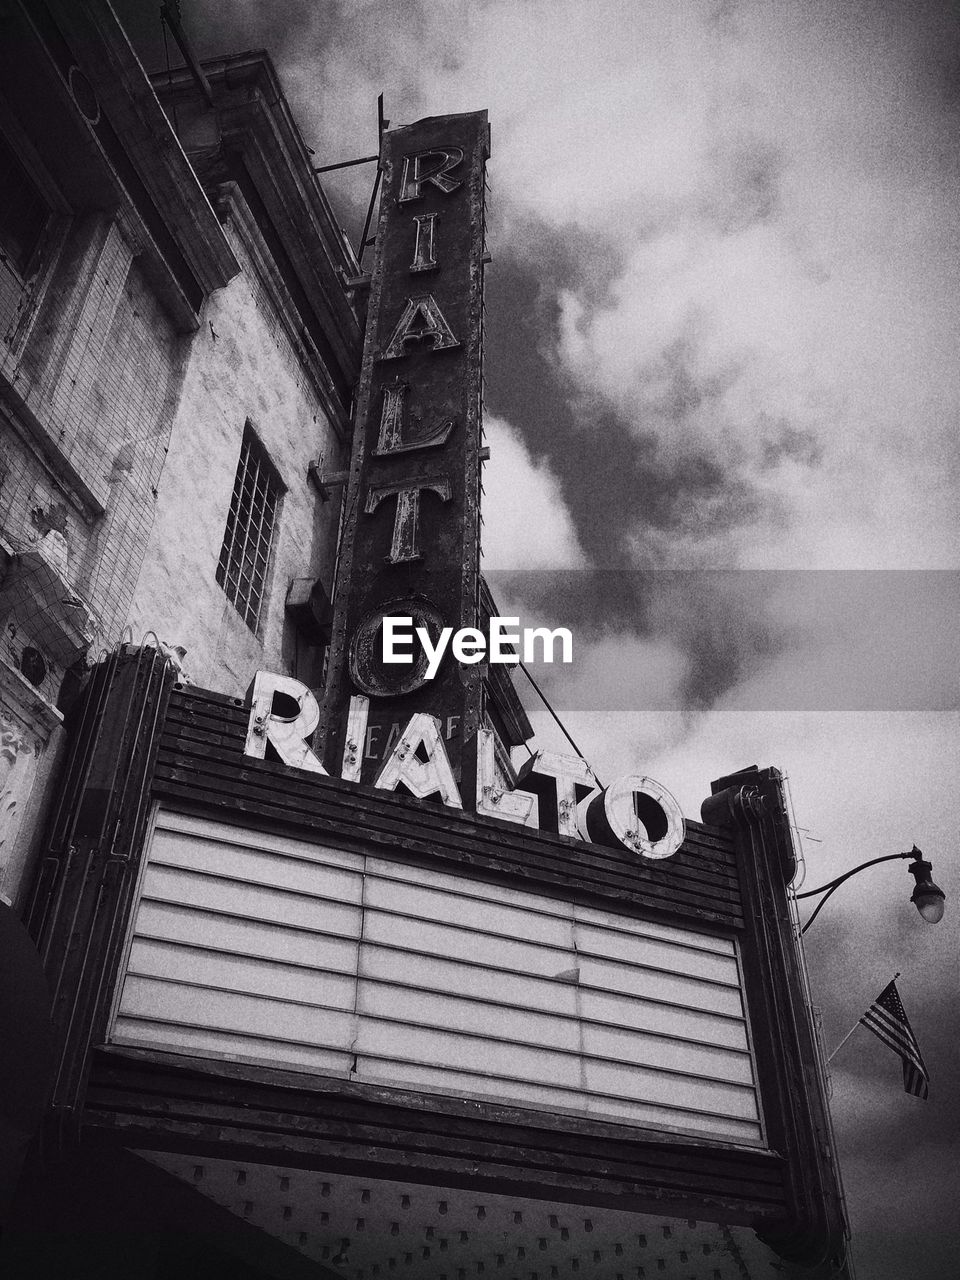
[318,112,489,796]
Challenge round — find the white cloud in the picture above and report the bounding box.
[480,416,585,568]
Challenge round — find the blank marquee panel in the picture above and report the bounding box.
[110,810,763,1144]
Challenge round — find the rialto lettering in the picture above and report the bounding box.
[247,672,684,861]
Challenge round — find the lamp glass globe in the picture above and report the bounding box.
[916,894,945,924]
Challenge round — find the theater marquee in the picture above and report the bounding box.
[30,652,848,1272]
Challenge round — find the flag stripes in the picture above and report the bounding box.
[859,979,929,1099]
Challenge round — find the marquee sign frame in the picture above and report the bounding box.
[25,652,848,1272]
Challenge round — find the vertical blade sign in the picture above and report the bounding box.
[319,112,490,799]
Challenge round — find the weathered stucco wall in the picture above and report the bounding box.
[2,217,186,649]
[1,218,186,906]
[124,211,348,696]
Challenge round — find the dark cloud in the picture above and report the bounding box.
[643,333,741,427]
[759,420,824,470]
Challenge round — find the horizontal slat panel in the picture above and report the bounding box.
[111,1018,352,1076]
[358,982,581,1053]
[573,923,739,982]
[348,1020,757,1120]
[577,956,744,1016]
[357,945,748,1047]
[358,982,752,1081]
[117,975,355,1049]
[154,807,367,870]
[151,832,364,899]
[573,903,736,954]
[362,911,573,976]
[154,771,745,935]
[135,901,360,972]
[365,857,739,955]
[579,987,748,1049]
[359,944,580,1016]
[580,1023,753,1083]
[363,875,576,948]
[111,809,761,1145]
[356,1058,763,1144]
[353,1019,583,1088]
[359,915,743,1011]
[128,938,357,1010]
[584,1057,756,1117]
[142,864,361,936]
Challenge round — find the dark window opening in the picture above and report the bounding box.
[0,132,49,276]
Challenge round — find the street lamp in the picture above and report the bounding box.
[796,845,945,935]
[907,853,947,923]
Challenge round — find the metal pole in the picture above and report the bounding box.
[355,93,388,265]
[825,1021,862,1065]
[313,154,379,174]
[519,662,602,787]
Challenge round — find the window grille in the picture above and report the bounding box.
[216,425,283,631]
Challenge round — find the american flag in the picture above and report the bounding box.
[859,978,929,1099]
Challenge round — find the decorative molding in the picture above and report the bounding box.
[151,52,362,387]
[0,680,49,902]
[0,530,96,669]
[706,768,849,1271]
[0,656,63,741]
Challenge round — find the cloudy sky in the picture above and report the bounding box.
[120,2,959,1274]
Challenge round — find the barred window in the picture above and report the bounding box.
[216,425,283,631]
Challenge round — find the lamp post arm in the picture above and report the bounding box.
[794,851,914,900]
[795,850,915,936]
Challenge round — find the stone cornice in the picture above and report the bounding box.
[153,53,363,412]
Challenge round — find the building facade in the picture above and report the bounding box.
[0,0,361,910]
[1,3,851,1277]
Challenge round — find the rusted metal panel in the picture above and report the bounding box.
[318,112,490,796]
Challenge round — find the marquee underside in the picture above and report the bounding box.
[136,1151,792,1280]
